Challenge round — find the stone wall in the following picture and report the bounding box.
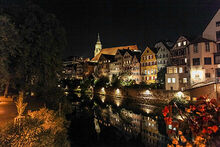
[94,87,190,103]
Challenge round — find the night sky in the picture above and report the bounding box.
[5,0,220,58]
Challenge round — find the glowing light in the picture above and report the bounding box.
[116,88,120,94]
[175,91,184,98]
[142,108,152,114]
[57,84,61,87]
[100,87,106,95]
[192,97,197,101]
[64,92,69,96]
[191,70,203,79]
[143,90,151,95]
[31,92,34,96]
[115,99,121,107]
[100,95,106,103]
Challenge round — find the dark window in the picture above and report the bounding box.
[216,21,220,27]
[218,43,220,52]
[205,42,210,52]
[216,69,220,77]
[193,44,198,53]
[204,57,211,65]
[205,73,211,78]
[215,54,220,64]
[193,58,200,65]
[217,31,220,41]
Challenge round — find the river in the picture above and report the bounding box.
[68,92,169,147]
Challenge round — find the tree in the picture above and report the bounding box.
[157,67,166,89]
[3,3,67,99]
[0,15,20,96]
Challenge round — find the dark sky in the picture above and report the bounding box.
[9,0,220,58]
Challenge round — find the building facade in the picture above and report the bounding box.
[202,9,220,51]
[141,47,158,84]
[165,36,191,91]
[155,41,172,71]
[97,54,115,77]
[165,66,189,91]
[189,37,217,87]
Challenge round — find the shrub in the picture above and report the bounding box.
[0,108,70,147]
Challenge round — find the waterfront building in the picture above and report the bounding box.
[189,37,217,87]
[155,41,173,71]
[122,50,141,83]
[92,44,138,62]
[202,9,220,51]
[165,65,189,91]
[141,47,158,84]
[97,54,115,77]
[165,36,192,91]
[62,56,84,79]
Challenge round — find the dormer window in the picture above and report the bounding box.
[178,42,181,47]
[183,41,187,46]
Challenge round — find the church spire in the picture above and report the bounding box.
[97,33,101,43]
[94,33,102,57]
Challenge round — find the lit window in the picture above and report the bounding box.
[183,78,187,83]
[148,70,150,75]
[147,77,149,80]
[168,125,172,129]
[145,70,147,75]
[173,127,176,131]
[183,41,187,46]
[174,68,177,73]
[178,42,181,47]
[168,78,171,83]
[168,68,173,73]
[151,70,154,74]
[185,58,187,63]
[179,67,183,73]
[172,78,176,83]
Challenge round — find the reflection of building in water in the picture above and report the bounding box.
[95,104,168,146]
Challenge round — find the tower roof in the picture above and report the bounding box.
[91,45,139,62]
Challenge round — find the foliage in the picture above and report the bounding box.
[163,96,220,146]
[2,3,67,98]
[111,74,121,87]
[94,76,109,88]
[0,108,70,146]
[157,67,166,84]
[15,91,27,116]
[0,15,20,94]
[80,75,94,91]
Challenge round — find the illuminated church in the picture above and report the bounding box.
[91,34,139,62]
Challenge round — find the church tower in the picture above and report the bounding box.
[94,33,102,57]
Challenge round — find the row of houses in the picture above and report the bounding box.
[63,9,220,91]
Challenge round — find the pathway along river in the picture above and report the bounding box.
[67,92,169,147]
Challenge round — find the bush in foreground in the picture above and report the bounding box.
[0,108,70,147]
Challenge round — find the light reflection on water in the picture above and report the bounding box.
[74,92,169,146]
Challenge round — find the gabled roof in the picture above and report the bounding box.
[190,36,215,44]
[91,45,138,61]
[99,54,115,61]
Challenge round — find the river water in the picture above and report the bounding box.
[68,92,169,147]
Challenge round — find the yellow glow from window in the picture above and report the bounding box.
[191,70,203,79]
